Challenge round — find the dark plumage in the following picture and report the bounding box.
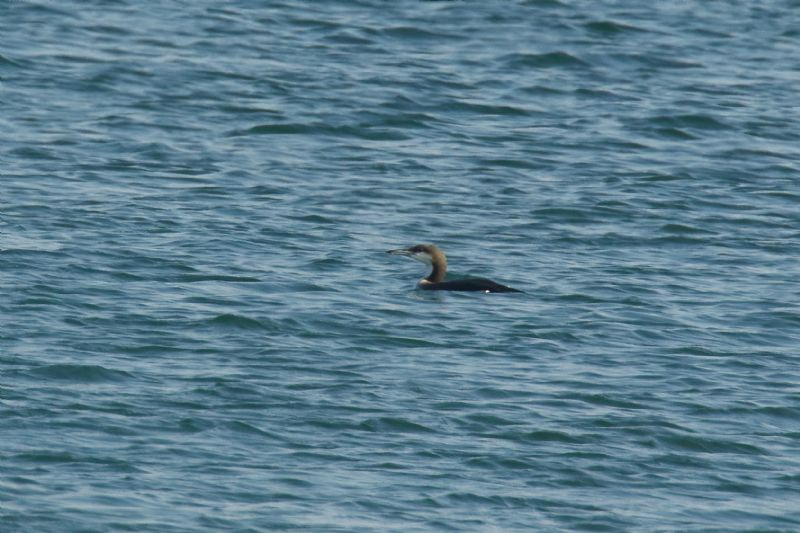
[386,244,522,293]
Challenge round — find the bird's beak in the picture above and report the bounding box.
[386,248,412,256]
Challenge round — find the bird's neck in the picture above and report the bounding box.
[425,258,446,283]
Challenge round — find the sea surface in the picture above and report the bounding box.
[2,1,799,531]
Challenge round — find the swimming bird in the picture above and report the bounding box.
[386,244,522,293]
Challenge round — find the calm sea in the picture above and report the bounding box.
[2,1,799,531]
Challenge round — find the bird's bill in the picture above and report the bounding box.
[386,248,412,256]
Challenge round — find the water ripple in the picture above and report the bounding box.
[2,0,799,531]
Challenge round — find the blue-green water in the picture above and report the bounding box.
[2,1,799,531]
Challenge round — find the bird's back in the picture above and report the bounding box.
[419,277,522,293]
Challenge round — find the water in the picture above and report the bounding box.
[2,1,799,531]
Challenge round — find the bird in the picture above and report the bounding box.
[386,244,522,293]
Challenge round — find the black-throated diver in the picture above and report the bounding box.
[386,244,522,293]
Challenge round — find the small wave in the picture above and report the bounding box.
[175,274,261,282]
[289,214,335,224]
[322,31,373,46]
[232,123,312,135]
[658,433,766,455]
[0,236,64,253]
[616,52,704,69]
[247,185,289,197]
[640,172,689,182]
[0,53,25,67]
[476,158,539,169]
[14,451,140,471]
[443,101,531,116]
[573,87,629,100]
[30,364,133,383]
[660,223,717,235]
[206,313,272,330]
[358,417,436,434]
[651,114,731,130]
[177,418,214,434]
[361,110,439,130]
[226,421,285,438]
[531,207,599,222]
[8,146,62,160]
[519,84,565,96]
[654,234,707,245]
[654,127,697,140]
[570,393,646,410]
[522,0,567,6]
[501,51,587,69]
[380,26,461,41]
[487,429,590,444]
[584,20,647,35]
[229,122,410,141]
[465,456,536,470]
